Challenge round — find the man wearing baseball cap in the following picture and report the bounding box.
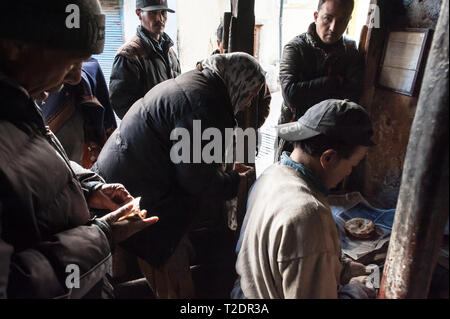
[109,0,181,119]
[232,99,377,299]
[0,0,158,298]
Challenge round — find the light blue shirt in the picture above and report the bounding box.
[280,152,329,195]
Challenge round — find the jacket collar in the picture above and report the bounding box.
[306,22,347,53]
[280,151,329,195]
[136,25,174,54]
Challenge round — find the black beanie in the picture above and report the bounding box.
[0,0,105,54]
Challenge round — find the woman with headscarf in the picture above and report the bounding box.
[93,52,271,298]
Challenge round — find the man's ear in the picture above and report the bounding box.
[320,149,338,169]
[136,9,142,20]
[314,11,319,22]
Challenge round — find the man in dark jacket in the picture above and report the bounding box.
[109,0,181,119]
[0,0,157,299]
[94,53,270,298]
[276,0,364,158]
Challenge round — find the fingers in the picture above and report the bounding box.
[350,261,370,277]
[103,201,135,225]
[101,183,133,204]
[138,210,159,224]
[235,164,255,177]
[99,190,123,211]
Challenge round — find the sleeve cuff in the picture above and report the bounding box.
[88,218,114,253]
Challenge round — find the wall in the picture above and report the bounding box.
[356,0,443,208]
[176,0,229,72]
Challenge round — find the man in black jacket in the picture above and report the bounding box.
[276,0,364,159]
[109,0,181,119]
[0,0,157,299]
[94,53,270,298]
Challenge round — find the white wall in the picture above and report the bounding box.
[176,0,230,72]
[255,0,280,66]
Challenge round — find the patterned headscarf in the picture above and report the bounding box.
[200,52,266,115]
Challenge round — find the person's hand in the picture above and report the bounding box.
[234,163,255,177]
[100,201,159,244]
[341,257,373,284]
[234,163,256,191]
[349,276,377,299]
[348,261,370,277]
[88,183,133,211]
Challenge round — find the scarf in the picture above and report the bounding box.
[200,52,266,115]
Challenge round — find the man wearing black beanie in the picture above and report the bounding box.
[0,0,158,299]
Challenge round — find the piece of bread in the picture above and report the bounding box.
[344,218,375,239]
[118,197,145,221]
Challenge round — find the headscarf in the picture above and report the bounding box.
[200,52,266,115]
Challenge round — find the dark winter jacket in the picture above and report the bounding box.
[0,76,113,298]
[109,26,181,119]
[279,22,365,123]
[93,68,241,267]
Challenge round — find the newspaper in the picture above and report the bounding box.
[328,192,395,260]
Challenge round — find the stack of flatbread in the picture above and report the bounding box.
[344,218,376,239]
[117,197,145,221]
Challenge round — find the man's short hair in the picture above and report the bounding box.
[217,22,224,42]
[317,0,354,12]
[293,134,359,159]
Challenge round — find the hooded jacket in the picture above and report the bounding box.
[109,26,181,119]
[93,53,268,267]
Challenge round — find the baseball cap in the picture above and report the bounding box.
[136,0,175,13]
[276,99,375,146]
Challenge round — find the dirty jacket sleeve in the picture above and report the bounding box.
[278,252,341,298]
[70,160,106,202]
[109,55,148,119]
[0,200,113,299]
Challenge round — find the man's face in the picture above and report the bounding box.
[5,43,89,100]
[137,9,168,39]
[314,0,353,45]
[323,145,368,189]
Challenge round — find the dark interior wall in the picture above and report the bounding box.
[356,0,443,209]
[402,0,443,28]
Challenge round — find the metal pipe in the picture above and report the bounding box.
[379,0,449,299]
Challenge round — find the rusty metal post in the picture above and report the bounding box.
[379,0,449,299]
